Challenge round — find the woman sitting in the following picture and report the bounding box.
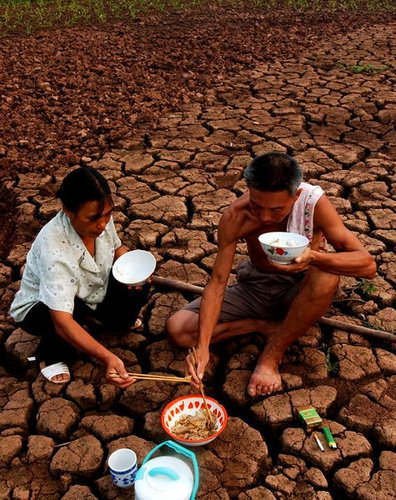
[10,166,150,387]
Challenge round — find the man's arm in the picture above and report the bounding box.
[189,211,238,381]
[304,195,376,278]
[197,236,237,350]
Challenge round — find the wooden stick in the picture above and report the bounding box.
[151,275,205,295]
[151,275,396,343]
[188,347,214,426]
[108,372,191,383]
[318,317,396,343]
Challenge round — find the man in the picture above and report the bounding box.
[166,152,376,397]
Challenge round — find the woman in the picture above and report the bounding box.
[10,166,150,387]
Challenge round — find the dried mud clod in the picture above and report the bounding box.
[1,7,396,499]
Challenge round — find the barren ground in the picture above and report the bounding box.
[0,4,395,499]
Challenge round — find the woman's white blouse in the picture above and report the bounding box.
[10,210,121,322]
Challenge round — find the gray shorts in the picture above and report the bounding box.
[183,260,305,322]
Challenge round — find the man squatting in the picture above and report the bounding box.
[166,152,376,397]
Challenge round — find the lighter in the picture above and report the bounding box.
[322,426,337,449]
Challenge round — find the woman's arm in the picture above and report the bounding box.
[114,245,129,260]
[50,310,134,388]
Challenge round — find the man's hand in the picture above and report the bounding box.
[105,353,135,389]
[186,346,210,390]
[270,247,314,273]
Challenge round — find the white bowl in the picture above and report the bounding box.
[258,231,309,265]
[112,250,156,285]
[161,395,228,447]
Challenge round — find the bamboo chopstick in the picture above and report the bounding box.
[189,347,214,426]
[108,372,192,383]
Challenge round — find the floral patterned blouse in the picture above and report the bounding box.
[10,210,121,322]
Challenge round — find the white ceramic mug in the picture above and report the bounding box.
[108,448,137,489]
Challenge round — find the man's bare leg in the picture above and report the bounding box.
[166,312,270,348]
[166,267,339,397]
[247,267,340,397]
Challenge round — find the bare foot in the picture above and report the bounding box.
[247,364,282,397]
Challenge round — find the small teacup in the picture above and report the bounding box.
[108,448,137,489]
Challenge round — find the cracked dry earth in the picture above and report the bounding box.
[1,15,396,500]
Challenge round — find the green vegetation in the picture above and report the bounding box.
[321,342,339,376]
[350,63,389,74]
[0,0,395,36]
[354,279,376,299]
[337,62,390,74]
[252,0,395,8]
[325,351,339,376]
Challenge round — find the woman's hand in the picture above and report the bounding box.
[105,353,135,389]
[126,277,151,291]
[186,346,210,390]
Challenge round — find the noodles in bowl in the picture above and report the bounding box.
[161,395,228,447]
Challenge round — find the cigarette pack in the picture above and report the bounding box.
[297,405,323,430]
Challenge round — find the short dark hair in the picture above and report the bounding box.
[243,152,303,195]
[56,166,112,215]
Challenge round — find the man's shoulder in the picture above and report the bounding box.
[300,181,324,196]
[222,196,250,223]
[219,196,255,243]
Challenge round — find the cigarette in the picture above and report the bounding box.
[53,441,73,448]
[322,427,337,449]
[313,432,324,452]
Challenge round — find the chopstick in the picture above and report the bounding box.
[108,372,192,383]
[189,347,215,426]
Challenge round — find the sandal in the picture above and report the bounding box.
[132,318,142,329]
[40,362,70,384]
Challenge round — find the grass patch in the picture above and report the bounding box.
[354,279,377,298]
[337,62,389,74]
[325,351,339,376]
[350,63,389,73]
[0,0,395,36]
[321,342,339,376]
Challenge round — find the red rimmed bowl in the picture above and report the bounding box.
[161,395,228,447]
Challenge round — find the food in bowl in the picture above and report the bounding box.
[268,236,300,247]
[258,231,309,265]
[171,409,217,440]
[161,395,228,447]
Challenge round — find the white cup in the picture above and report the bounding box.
[108,448,137,489]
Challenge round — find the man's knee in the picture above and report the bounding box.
[305,267,340,296]
[165,310,196,348]
[165,313,180,344]
[320,269,340,293]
